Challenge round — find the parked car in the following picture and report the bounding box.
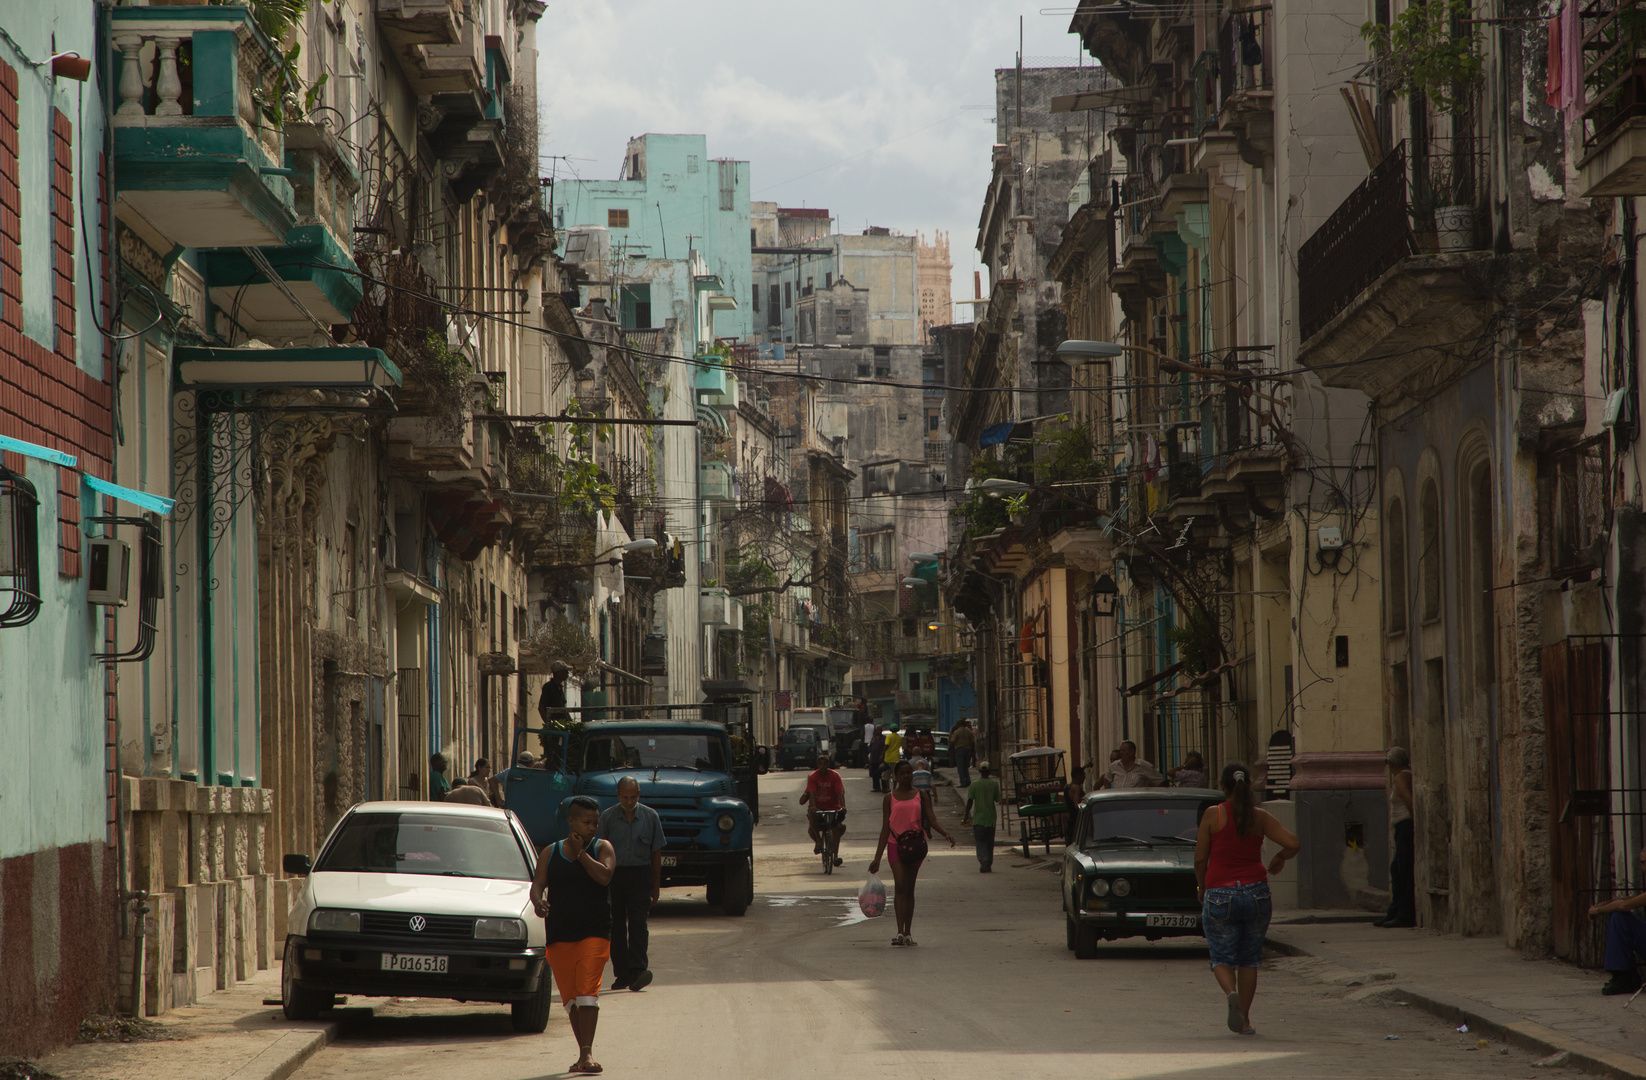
[932,731,952,768]
[776,726,821,771]
[280,801,552,1031]
[1061,788,1222,959]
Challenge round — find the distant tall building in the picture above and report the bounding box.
[916,231,952,342]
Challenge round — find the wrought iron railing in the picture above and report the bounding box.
[1581,0,1646,148]
[1197,348,1288,468]
[1297,137,1486,340]
[1220,8,1273,101]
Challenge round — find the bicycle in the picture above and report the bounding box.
[815,808,845,874]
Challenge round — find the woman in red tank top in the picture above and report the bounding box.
[1193,761,1300,1037]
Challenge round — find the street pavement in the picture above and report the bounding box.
[278,768,1546,1079]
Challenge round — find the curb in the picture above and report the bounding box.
[1265,935,1646,1080]
[221,1022,340,1080]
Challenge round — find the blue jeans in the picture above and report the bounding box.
[1605,911,1646,973]
[954,748,972,789]
[1202,881,1272,969]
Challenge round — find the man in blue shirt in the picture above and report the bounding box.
[597,776,665,991]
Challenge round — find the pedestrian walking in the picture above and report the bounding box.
[1097,740,1165,788]
[868,727,888,792]
[1589,848,1646,994]
[869,760,956,946]
[963,762,1003,872]
[428,753,451,801]
[950,719,976,788]
[1168,750,1209,789]
[1375,746,1417,928]
[1193,761,1300,1036]
[1064,765,1087,844]
[882,722,904,777]
[597,777,664,992]
[530,795,616,1074]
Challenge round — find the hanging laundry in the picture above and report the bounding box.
[1239,16,1264,68]
[1546,12,1562,108]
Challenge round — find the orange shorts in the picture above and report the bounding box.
[546,937,610,1007]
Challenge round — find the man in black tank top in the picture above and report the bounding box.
[531,796,616,1074]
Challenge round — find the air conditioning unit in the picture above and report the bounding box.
[86,538,131,606]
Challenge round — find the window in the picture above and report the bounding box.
[687,154,699,173]
[768,285,781,326]
[1386,497,1407,634]
[825,272,833,288]
[620,283,652,329]
[909,671,922,691]
[927,410,940,432]
[718,159,736,211]
[752,285,760,313]
[875,366,889,379]
[784,282,792,309]
[1419,479,1441,622]
[857,364,871,377]
[750,228,757,247]
[607,208,629,229]
[836,309,853,335]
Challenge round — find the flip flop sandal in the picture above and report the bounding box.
[572,1062,603,1074]
[1225,992,1244,1033]
[905,938,918,946]
[1240,1028,1257,1036]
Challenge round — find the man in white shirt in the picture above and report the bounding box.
[1098,740,1165,789]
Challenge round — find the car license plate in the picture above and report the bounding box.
[660,855,678,867]
[380,953,447,973]
[1145,913,1199,928]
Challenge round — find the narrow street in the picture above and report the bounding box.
[287,773,1539,1080]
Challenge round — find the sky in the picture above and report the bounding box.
[534,1,1096,312]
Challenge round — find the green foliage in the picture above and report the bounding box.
[1003,493,1029,517]
[727,553,779,662]
[229,0,333,129]
[1033,421,1108,484]
[522,398,616,515]
[1360,0,1482,112]
[1168,608,1222,677]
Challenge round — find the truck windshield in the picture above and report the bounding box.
[583,733,727,772]
[315,812,532,880]
[1080,799,1217,849]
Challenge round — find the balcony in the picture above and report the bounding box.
[375,0,464,52]
[1578,0,1646,194]
[694,361,732,399]
[111,5,295,249]
[699,460,735,503]
[699,589,743,630]
[1295,140,1493,403]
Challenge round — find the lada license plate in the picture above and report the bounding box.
[381,953,447,973]
[660,855,678,867]
[1145,913,1199,928]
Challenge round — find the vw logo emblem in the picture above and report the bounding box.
[408,916,426,932]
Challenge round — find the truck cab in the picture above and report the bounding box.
[501,719,756,917]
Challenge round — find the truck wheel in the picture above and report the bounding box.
[510,970,554,1033]
[1073,920,1099,960]
[721,858,752,916]
[281,941,331,1021]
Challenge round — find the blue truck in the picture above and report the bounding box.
[500,717,756,916]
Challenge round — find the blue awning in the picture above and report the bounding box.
[84,475,175,516]
[979,422,1013,448]
[0,434,77,468]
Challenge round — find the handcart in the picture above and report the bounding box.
[1009,746,1068,857]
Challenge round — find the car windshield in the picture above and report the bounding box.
[783,730,818,744]
[583,732,727,772]
[315,812,532,880]
[1082,799,1215,849]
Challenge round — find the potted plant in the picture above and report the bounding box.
[1360,0,1484,113]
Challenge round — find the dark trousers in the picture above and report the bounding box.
[869,760,884,792]
[609,866,652,981]
[1386,818,1416,924]
[1605,911,1646,973]
[973,824,996,868]
[954,748,972,789]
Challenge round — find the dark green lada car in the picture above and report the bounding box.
[1061,788,1222,958]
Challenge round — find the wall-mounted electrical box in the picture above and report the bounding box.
[86,538,131,606]
[1318,526,1344,551]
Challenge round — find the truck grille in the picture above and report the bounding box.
[359,911,478,941]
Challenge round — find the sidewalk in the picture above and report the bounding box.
[1267,919,1646,1079]
[37,970,339,1080]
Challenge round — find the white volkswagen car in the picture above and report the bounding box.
[281,801,550,1032]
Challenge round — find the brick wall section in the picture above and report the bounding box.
[0,61,113,579]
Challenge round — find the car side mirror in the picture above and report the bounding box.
[282,853,312,876]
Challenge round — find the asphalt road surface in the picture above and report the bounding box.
[290,768,1544,1079]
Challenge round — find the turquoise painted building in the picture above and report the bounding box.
[554,134,750,349]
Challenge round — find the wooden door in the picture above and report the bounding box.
[1544,641,1611,965]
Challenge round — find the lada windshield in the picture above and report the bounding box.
[1081,798,1218,848]
[583,732,726,772]
[315,812,532,880]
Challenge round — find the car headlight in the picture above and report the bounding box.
[309,909,361,934]
[1111,877,1131,898]
[474,917,527,941]
[1089,878,1110,897]
[716,813,736,832]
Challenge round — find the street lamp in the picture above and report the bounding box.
[977,477,1032,497]
[899,577,928,587]
[1093,573,1119,618]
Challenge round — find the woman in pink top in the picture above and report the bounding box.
[869,760,956,946]
[1193,761,1300,1036]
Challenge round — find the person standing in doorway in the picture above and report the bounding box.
[531,796,615,1074]
[598,777,664,992]
[1194,762,1301,1036]
[950,719,976,788]
[964,762,1003,872]
[1376,747,1417,928]
[869,760,956,945]
[428,753,450,801]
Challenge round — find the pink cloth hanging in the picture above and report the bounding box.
[1546,13,1563,108]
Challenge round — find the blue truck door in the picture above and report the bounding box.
[503,728,573,850]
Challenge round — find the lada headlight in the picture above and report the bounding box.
[1089,878,1111,897]
[716,813,736,832]
[474,917,527,941]
[1111,877,1132,898]
[309,909,361,933]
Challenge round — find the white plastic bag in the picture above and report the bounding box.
[858,873,887,918]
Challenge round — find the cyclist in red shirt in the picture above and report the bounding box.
[801,754,847,862]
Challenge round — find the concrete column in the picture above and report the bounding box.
[173,882,199,1006]
[213,882,234,990]
[235,877,256,980]
[144,891,175,1016]
[252,873,275,970]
